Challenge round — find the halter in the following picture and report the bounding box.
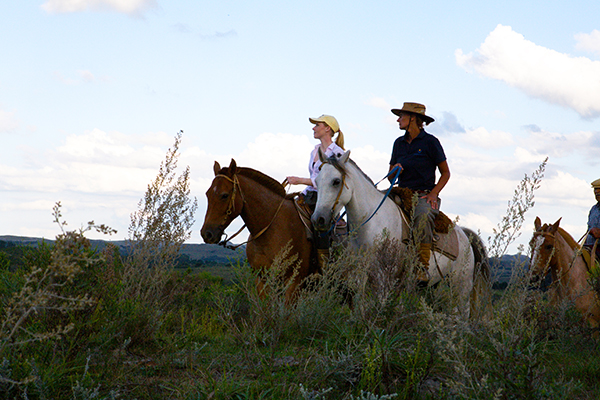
[213,172,288,250]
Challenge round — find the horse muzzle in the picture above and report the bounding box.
[311,210,333,232]
[200,225,224,244]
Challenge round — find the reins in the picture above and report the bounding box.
[356,165,402,230]
[319,162,402,236]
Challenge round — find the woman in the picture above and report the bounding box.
[286,114,345,207]
[286,114,345,269]
[388,102,450,284]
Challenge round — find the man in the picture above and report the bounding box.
[388,102,450,285]
[584,178,600,261]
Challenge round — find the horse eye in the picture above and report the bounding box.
[545,244,553,250]
[220,193,229,200]
[332,178,341,186]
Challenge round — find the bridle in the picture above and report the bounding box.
[214,173,244,227]
[317,159,402,234]
[531,228,591,281]
[213,172,287,250]
[318,159,348,218]
[316,159,349,236]
[531,230,558,275]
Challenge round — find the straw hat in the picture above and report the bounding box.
[309,114,339,133]
[592,178,600,189]
[391,102,435,124]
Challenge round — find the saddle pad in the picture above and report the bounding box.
[433,229,459,261]
[395,204,459,261]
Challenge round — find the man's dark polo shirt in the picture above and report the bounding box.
[389,129,446,191]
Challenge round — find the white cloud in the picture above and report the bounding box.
[452,212,496,238]
[456,24,600,119]
[79,70,95,83]
[575,29,600,57]
[0,109,20,133]
[460,126,514,149]
[520,126,600,161]
[537,170,590,206]
[41,0,157,16]
[236,132,313,180]
[365,97,391,111]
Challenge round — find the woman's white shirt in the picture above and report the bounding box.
[302,142,345,194]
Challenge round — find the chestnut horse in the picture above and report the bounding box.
[200,159,318,302]
[529,216,600,331]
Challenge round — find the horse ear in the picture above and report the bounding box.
[534,216,542,231]
[213,161,221,176]
[339,150,351,163]
[229,159,238,174]
[548,218,561,233]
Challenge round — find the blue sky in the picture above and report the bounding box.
[1,0,599,254]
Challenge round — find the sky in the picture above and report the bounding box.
[1,0,599,255]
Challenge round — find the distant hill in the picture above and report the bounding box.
[1,235,528,284]
[489,254,530,282]
[0,235,247,267]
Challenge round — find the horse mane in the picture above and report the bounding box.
[326,155,375,186]
[219,166,287,198]
[557,227,580,251]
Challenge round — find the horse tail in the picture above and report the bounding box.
[462,227,492,320]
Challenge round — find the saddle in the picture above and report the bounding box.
[388,187,459,261]
[581,246,600,274]
[291,193,314,240]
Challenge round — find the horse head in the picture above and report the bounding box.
[311,150,352,231]
[200,159,245,244]
[529,216,561,286]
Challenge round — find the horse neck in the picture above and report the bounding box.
[343,168,383,221]
[552,231,588,294]
[236,174,288,234]
[343,166,403,237]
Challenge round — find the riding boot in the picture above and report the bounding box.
[317,248,330,270]
[416,243,431,286]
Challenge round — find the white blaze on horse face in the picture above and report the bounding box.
[530,234,548,275]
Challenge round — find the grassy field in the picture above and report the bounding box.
[1,232,599,400]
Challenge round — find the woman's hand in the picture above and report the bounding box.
[286,176,312,186]
[422,192,439,210]
[286,176,302,185]
[590,227,600,238]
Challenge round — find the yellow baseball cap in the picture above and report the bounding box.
[309,114,339,133]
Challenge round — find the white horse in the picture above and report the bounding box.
[311,150,490,318]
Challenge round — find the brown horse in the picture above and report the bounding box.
[200,159,318,302]
[529,216,600,331]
